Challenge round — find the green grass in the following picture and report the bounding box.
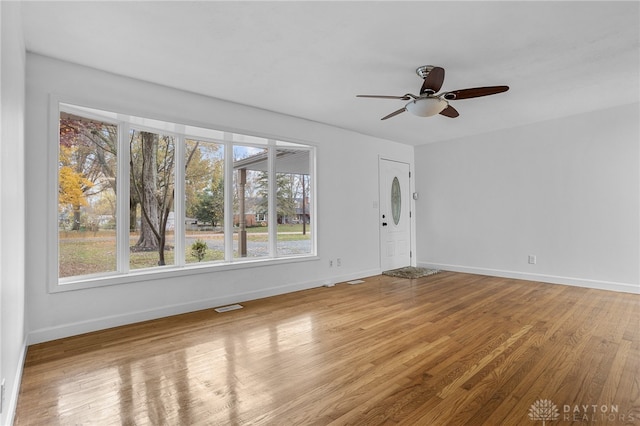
[59,228,311,277]
[59,239,117,277]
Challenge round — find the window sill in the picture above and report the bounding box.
[51,254,319,293]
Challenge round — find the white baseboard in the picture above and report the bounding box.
[418,262,640,294]
[27,268,383,345]
[28,278,321,344]
[3,338,27,426]
[325,268,382,286]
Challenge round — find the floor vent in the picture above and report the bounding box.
[214,304,243,313]
[347,279,365,285]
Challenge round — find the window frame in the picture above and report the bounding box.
[48,96,317,293]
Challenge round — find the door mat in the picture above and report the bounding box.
[382,267,440,279]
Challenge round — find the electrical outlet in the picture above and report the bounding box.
[329,260,333,267]
[528,255,537,265]
[337,258,342,267]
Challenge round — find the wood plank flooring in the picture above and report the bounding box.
[14,272,640,425]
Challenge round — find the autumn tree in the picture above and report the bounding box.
[60,112,222,267]
[58,145,94,229]
[59,113,117,230]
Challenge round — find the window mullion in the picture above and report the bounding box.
[224,133,234,261]
[268,142,277,257]
[118,121,131,274]
[174,134,186,266]
[310,148,317,256]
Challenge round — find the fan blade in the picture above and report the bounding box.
[381,107,407,120]
[357,94,412,100]
[439,105,459,118]
[420,66,445,94]
[443,85,509,100]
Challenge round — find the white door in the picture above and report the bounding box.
[379,159,411,271]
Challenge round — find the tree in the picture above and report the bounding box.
[278,173,297,224]
[60,112,225,267]
[194,190,223,227]
[58,146,94,230]
[185,140,221,220]
[130,131,175,265]
[256,172,297,223]
[58,114,117,231]
[298,174,309,234]
[191,154,224,226]
[129,133,212,265]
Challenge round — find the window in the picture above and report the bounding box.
[129,129,176,270]
[58,111,118,278]
[233,145,269,259]
[185,138,225,264]
[56,102,315,288]
[275,148,312,257]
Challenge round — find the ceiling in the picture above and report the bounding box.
[20,1,640,146]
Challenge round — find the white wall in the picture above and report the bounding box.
[415,103,640,293]
[0,2,27,425]
[25,54,414,344]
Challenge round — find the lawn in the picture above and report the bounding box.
[59,226,312,278]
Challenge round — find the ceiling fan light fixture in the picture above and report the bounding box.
[358,65,509,120]
[405,97,448,117]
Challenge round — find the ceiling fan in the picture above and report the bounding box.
[357,65,509,120]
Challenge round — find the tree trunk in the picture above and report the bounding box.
[301,174,306,235]
[135,132,160,250]
[72,207,81,231]
[158,204,172,266]
[129,199,138,231]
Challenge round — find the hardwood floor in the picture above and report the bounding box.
[15,272,640,425]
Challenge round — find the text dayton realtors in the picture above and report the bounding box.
[562,404,635,423]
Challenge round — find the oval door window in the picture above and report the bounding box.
[391,176,401,225]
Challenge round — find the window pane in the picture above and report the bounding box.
[58,111,118,278]
[276,149,312,256]
[129,129,176,269]
[185,139,225,264]
[233,145,269,259]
